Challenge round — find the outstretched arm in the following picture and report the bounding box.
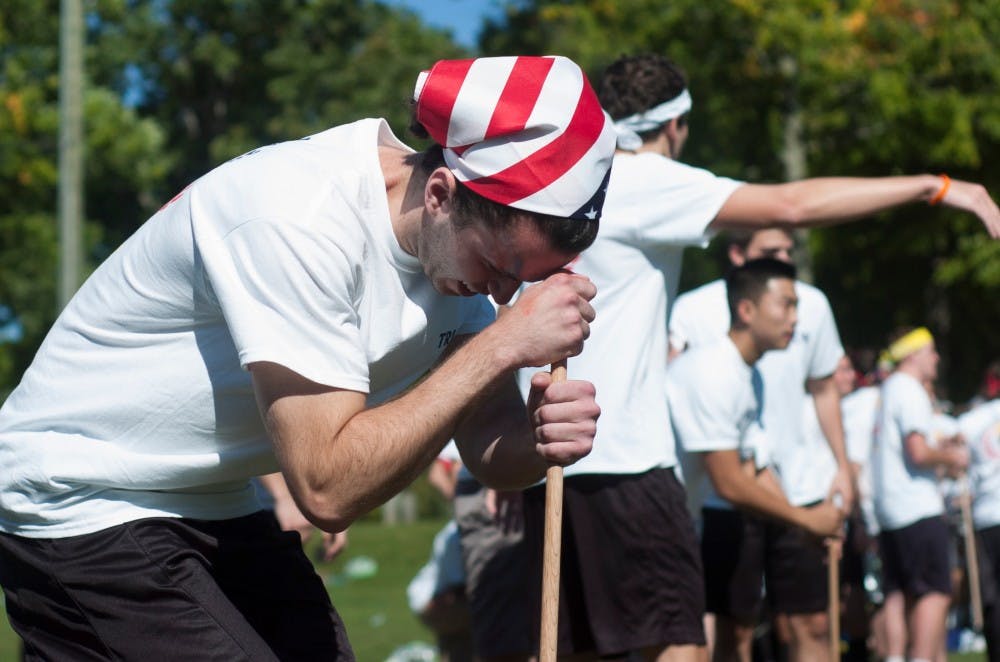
[711,175,1000,237]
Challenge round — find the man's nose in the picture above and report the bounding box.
[489,278,519,305]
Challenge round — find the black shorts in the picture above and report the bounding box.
[879,515,952,598]
[978,524,1000,609]
[764,513,830,614]
[841,513,870,586]
[701,507,767,624]
[453,482,532,659]
[523,468,706,657]
[0,512,353,661]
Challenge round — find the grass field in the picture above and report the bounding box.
[0,517,989,660]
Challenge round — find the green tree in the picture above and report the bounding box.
[1,0,469,396]
[482,0,1000,400]
[89,0,469,232]
[0,0,170,394]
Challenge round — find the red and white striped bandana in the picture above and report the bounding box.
[414,56,616,221]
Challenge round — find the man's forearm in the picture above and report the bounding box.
[706,453,804,528]
[811,377,850,467]
[714,175,942,229]
[258,324,523,531]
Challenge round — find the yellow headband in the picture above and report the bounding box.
[888,327,934,363]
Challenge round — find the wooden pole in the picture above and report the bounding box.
[539,360,566,662]
[828,542,840,661]
[961,476,984,631]
[829,492,845,661]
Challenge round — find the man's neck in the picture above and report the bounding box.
[380,146,424,257]
[728,328,763,366]
[896,362,924,383]
[619,133,673,159]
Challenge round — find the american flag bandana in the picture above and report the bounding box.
[414,56,616,221]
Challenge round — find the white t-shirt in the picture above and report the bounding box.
[799,395,839,501]
[870,371,943,530]
[931,412,962,506]
[841,385,881,535]
[669,279,844,504]
[842,386,880,466]
[516,153,742,477]
[0,119,495,538]
[959,400,1000,529]
[667,338,764,513]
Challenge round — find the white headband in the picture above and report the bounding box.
[612,89,692,151]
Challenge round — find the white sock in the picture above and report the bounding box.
[883,657,904,662]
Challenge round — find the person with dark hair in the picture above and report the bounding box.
[871,327,969,662]
[671,228,849,660]
[0,55,616,660]
[489,52,998,662]
[669,258,844,662]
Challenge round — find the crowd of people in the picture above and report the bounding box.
[407,54,1000,662]
[0,47,998,662]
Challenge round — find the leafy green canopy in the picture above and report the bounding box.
[481,0,1000,402]
[0,0,466,395]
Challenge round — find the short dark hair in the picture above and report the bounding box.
[726,228,793,252]
[597,54,688,142]
[408,116,599,254]
[725,258,797,325]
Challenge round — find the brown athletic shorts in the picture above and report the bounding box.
[523,468,706,657]
[763,509,831,615]
[701,507,767,623]
[879,515,952,598]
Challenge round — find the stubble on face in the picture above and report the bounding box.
[417,213,575,303]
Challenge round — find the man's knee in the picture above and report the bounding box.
[786,611,829,640]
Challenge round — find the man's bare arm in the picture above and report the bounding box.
[711,176,1000,237]
[703,450,843,538]
[253,273,598,532]
[808,374,856,512]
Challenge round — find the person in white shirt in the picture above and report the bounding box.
[871,327,969,662]
[670,228,850,660]
[830,355,886,662]
[959,397,1000,660]
[669,258,844,662]
[504,52,999,662]
[0,56,616,660]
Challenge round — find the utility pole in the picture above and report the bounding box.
[58,0,84,309]
[778,55,813,283]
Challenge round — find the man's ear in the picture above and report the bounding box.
[736,298,755,327]
[425,167,457,217]
[664,117,680,142]
[728,244,747,267]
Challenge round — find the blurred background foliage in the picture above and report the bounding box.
[1,0,998,402]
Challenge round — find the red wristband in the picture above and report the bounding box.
[929,174,950,205]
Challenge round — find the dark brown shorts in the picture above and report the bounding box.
[523,468,706,657]
[701,507,767,623]
[0,512,353,661]
[764,511,831,614]
[879,515,952,598]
